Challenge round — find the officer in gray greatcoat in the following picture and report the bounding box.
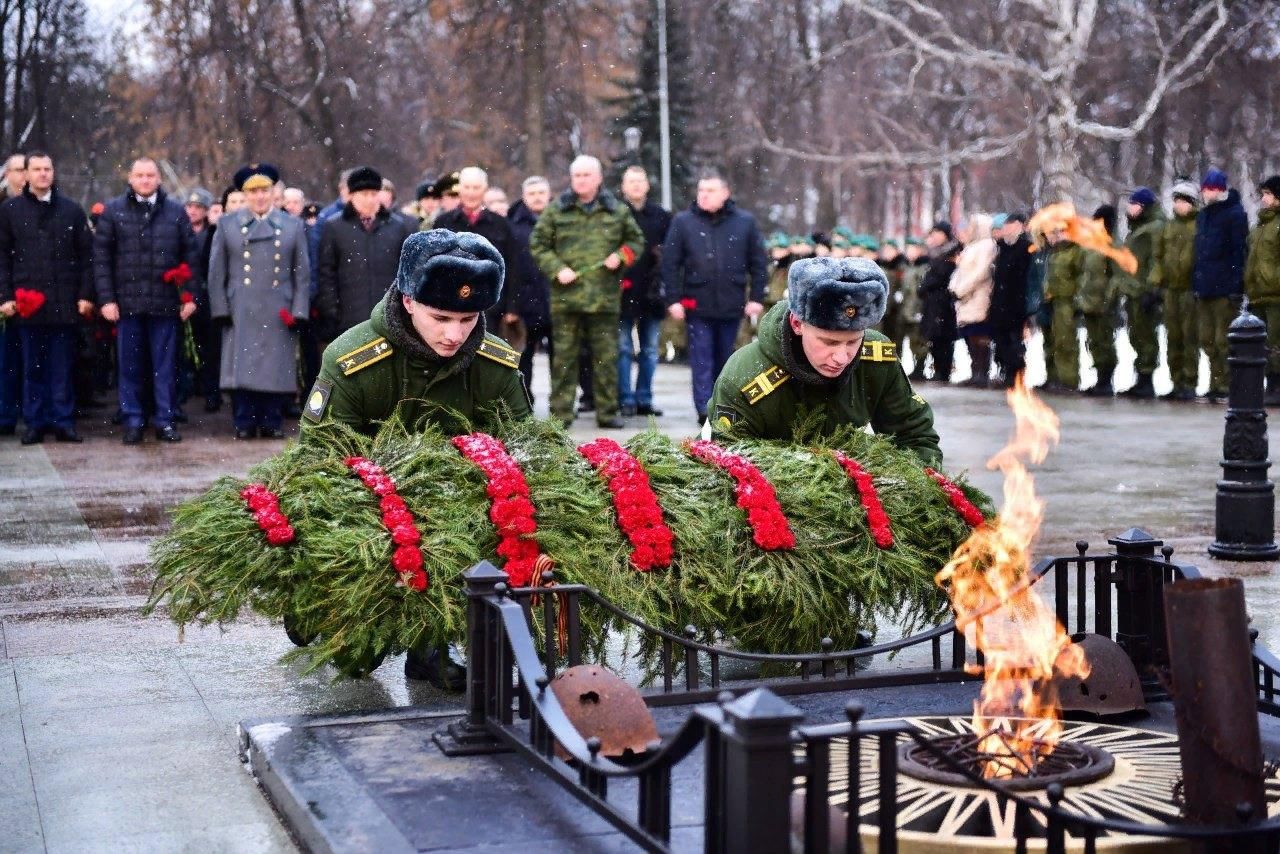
[207,164,311,439]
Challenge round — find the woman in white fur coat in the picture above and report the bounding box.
[948,213,997,387]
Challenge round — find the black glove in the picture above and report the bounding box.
[1138,291,1162,315]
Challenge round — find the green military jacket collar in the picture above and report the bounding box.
[301,293,531,438]
[706,302,942,465]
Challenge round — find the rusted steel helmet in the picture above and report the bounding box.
[1053,633,1147,718]
[550,664,659,759]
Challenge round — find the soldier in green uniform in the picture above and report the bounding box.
[301,229,530,440]
[878,238,907,355]
[706,256,941,465]
[737,232,792,349]
[1117,188,1166,398]
[900,237,930,379]
[1150,180,1200,401]
[529,155,644,428]
[1077,205,1119,397]
[1246,175,1280,405]
[1040,228,1085,393]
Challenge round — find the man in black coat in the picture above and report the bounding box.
[662,172,767,422]
[315,166,415,339]
[184,187,222,412]
[919,221,961,383]
[507,176,553,397]
[0,152,94,443]
[990,212,1033,388]
[432,166,520,343]
[617,165,672,417]
[94,157,199,444]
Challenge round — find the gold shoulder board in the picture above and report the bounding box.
[477,338,520,369]
[861,340,898,362]
[741,365,791,405]
[337,337,394,376]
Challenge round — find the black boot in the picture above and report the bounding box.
[1121,372,1154,399]
[405,645,467,691]
[1083,368,1114,397]
[1267,374,1280,407]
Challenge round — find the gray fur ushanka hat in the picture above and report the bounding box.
[394,229,505,312]
[786,256,888,332]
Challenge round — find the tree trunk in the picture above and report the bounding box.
[289,0,342,177]
[521,0,547,176]
[1043,102,1081,203]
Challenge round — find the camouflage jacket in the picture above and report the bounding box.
[1246,207,1280,305]
[1043,241,1085,302]
[707,302,941,465]
[1117,207,1166,298]
[1076,243,1118,315]
[1150,212,1197,293]
[528,190,645,314]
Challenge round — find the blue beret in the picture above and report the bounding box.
[394,229,504,312]
[786,257,888,332]
[1129,187,1157,207]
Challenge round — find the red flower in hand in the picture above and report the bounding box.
[162,263,193,286]
[180,291,195,305]
[278,308,296,328]
[13,289,45,318]
[679,297,697,312]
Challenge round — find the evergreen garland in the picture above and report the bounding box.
[145,417,994,680]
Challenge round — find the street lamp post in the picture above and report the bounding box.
[657,0,672,209]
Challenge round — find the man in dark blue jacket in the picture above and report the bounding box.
[0,152,94,444]
[662,173,767,422]
[618,165,672,417]
[94,157,199,443]
[507,176,553,398]
[1193,168,1249,403]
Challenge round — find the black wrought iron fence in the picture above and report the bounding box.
[434,529,1280,853]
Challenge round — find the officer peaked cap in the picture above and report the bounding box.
[394,229,504,313]
[787,257,888,333]
[233,163,280,192]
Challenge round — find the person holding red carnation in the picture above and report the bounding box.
[0,152,95,444]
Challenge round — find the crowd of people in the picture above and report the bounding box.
[1,150,1277,446]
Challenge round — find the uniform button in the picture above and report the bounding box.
[274,267,280,273]
[243,251,250,259]
[272,280,279,287]
[243,277,251,285]
[243,264,251,272]
[241,226,248,234]
[274,241,281,247]
[274,254,281,260]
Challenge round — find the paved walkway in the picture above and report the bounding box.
[0,345,1273,852]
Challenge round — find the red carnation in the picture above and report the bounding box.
[925,467,986,528]
[686,440,795,552]
[279,308,296,328]
[679,297,697,312]
[391,525,421,546]
[265,524,295,546]
[404,567,428,591]
[380,494,407,514]
[255,509,286,530]
[162,263,193,286]
[577,438,675,571]
[13,288,45,319]
[454,433,543,585]
[383,509,414,530]
[392,544,423,573]
[180,291,195,304]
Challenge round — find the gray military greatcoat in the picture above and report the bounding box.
[207,208,310,393]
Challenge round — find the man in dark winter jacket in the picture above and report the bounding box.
[315,166,415,340]
[94,157,199,444]
[1193,169,1249,403]
[0,152,94,443]
[507,176,553,397]
[432,166,520,344]
[990,213,1032,387]
[919,221,960,382]
[617,165,672,417]
[662,173,767,422]
[183,187,223,413]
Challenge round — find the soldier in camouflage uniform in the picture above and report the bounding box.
[1117,188,1166,398]
[900,238,930,379]
[300,229,530,687]
[707,256,941,465]
[737,232,792,349]
[1149,180,1200,401]
[529,155,644,428]
[1041,229,1085,393]
[1246,175,1280,405]
[1077,205,1119,397]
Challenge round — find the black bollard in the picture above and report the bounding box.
[1208,309,1280,561]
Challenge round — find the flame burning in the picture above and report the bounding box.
[1028,202,1138,276]
[936,376,1088,778]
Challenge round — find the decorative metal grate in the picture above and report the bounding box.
[898,728,1115,791]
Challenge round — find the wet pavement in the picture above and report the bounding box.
[1,338,1277,852]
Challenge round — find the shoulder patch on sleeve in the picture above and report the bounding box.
[741,366,790,405]
[861,340,898,362]
[714,405,741,431]
[303,379,332,422]
[337,337,393,376]
[477,337,520,370]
